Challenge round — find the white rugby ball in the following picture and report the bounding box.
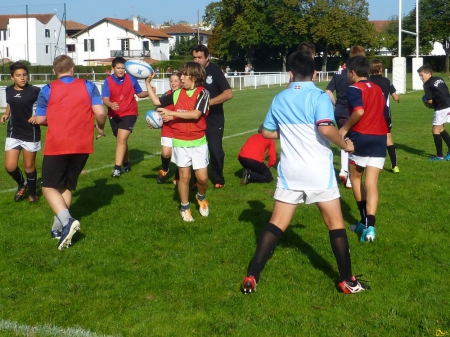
[145,110,163,129]
[124,59,154,79]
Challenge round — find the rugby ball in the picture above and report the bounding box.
[124,59,154,79]
[145,110,163,129]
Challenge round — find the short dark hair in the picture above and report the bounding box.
[112,57,126,68]
[346,56,370,78]
[191,44,209,59]
[288,50,315,81]
[10,61,29,76]
[297,42,315,59]
[417,64,433,74]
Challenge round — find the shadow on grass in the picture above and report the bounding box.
[394,142,430,158]
[239,200,339,282]
[129,148,152,166]
[71,178,124,219]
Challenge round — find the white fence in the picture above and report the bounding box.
[0,71,336,108]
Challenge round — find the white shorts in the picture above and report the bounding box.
[172,144,209,170]
[5,137,41,152]
[349,154,385,169]
[161,136,173,148]
[433,107,450,126]
[274,186,340,205]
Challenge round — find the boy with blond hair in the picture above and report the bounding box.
[35,55,106,249]
[146,62,210,222]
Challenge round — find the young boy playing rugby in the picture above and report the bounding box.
[35,55,106,249]
[146,62,210,222]
[102,57,148,177]
[369,59,400,172]
[241,50,368,295]
[339,56,387,242]
[417,65,450,160]
[1,62,41,203]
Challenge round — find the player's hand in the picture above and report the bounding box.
[1,114,9,124]
[94,124,106,139]
[343,138,354,153]
[338,127,348,138]
[110,102,119,110]
[28,116,37,124]
[145,73,156,84]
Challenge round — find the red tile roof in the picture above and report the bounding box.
[370,20,391,33]
[0,14,55,30]
[160,24,197,34]
[105,18,171,40]
[65,20,88,30]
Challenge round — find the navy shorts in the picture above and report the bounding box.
[41,154,89,191]
[109,115,137,137]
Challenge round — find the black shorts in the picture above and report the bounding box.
[109,115,137,137]
[41,154,89,190]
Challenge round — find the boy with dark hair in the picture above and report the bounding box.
[102,56,148,177]
[192,45,233,189]
[1,61,41,203]
[241,50,368,295]
[417,65,450,161]
[35,55,106,249]
[339,56,387,242]
[297,41,315,58]
[146,62,210,222]
[325,46,366,189]
[370,59,401,172]
[238,125,276,185]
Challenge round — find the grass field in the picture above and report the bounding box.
[0,77,450,337]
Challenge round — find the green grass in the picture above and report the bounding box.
[0,78,450,337]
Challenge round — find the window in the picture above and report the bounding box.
[45,29,50,37]
[67,44,75,52]
[143,41,149,51]
[84,39,95,52]
[153,41,160,47]
[46,45,49,54]
[121,39,129,51]
[6,47,8,57]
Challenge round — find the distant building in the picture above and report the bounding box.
[159,24,212,51]
[0,14,66,65]
[66,17,171,66]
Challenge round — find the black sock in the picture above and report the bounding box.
[25,170,37,197]
[440,130,450,153]
[357,200,366,224]
[329,229,352,282]
[114,165,121,171]
[7,167,25,187]
[365,214,375,228]
[174,167,179,180]
[247,223,283,283]
[387,145,397,168]
[123,161,130,168]
[161,155,171,172]
[433,134,443,157]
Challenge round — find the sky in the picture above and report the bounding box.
[0,0,417,26]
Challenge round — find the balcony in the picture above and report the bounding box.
[110,50,151,58]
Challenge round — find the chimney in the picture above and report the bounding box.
[133,16,138,31]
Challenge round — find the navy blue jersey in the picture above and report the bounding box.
[5,83,41,142]
[203,62,231,126]
[423,76,450,111]
[326,68,350,117]
[369,74,396,119]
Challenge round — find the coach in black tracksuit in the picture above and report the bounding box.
[192,45,233,188]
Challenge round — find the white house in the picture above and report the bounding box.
[159,24,212,51]
[66,17,171,66]
[0,14,66,65]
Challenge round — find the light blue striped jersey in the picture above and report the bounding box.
[263,81,337,190]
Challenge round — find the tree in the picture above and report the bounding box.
[375,17,399,55]
[302,0,377,71]
[171,36,199,57]
[403,0,450,73]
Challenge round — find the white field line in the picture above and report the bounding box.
[0,319,120,337]
[0,128,257,195]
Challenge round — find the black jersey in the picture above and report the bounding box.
[203,62,231,126]
[423,76,450,111]
[369,74,397,119]
[326,68,350,117]
[6,84,41,142]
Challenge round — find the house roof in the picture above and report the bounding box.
[370,20,391,33]
[0,14,55,30]
[65,20,88,30]
[159,24,197,34]
[73,17,171,40]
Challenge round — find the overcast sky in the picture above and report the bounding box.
[0,0,416,26]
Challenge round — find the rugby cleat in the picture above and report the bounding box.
[241,275,257,294]
[338,275,370,294]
